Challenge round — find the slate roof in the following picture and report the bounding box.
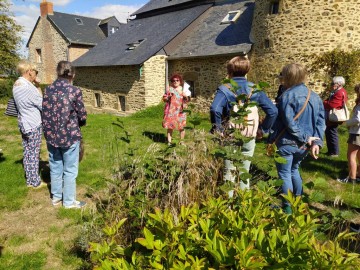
[73,4,211,67]
[169,0,255,59]
[47,12,106,45]
[132,0,196,16]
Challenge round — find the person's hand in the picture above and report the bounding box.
[256,129,263,140]
[34,77,41,87]
[307,136,320,146]
[310,145,320,159]
[266,144,275,156]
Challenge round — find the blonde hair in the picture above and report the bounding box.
[227,55,250,77]
[281,63,307,89]
[16,60,37,76]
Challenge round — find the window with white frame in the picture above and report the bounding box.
[221,10,241,24]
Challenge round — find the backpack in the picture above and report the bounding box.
[222,83,259,138]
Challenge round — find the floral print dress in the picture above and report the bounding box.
[162,86,187,130]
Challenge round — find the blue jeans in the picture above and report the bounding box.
[275,145,308,206]
[224,138,256,197]
[47,141,80,207]
[325,123,339,155]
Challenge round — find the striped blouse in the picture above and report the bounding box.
[12,77,43,133]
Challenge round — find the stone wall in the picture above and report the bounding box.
[169,55,231,111]
[250,0,360,95]
[74,56,169,113]
[68,46,92,62]
[28,17,68,84]
[143,55,167,106]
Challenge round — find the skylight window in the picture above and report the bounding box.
[221,10,241,24]
[126,39,146,51]
[75,18,83,25]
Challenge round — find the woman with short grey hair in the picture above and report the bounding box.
[13,60,45,188]
[323,76,348,157]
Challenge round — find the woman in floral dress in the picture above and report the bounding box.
[162,74,189,145]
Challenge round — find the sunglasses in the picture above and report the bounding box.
[171,79,180,82]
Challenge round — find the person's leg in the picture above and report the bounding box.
[47,143,64,202]
[62,141,80,207]
[179,129,185,141]
[290,148,308,196]
[22,127,42,187]
[239,138,256,190]
[167,129,173,144]
[348,143,359,180]
[325,124,339,155]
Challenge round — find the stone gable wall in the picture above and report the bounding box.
[28,17,68,84]
[250,0,360,95]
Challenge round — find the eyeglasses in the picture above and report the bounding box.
[171,79,180,82]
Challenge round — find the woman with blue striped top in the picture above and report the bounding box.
[12,60,46,188]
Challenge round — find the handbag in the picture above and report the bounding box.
[4,98,18,117]
[328,103,349,123]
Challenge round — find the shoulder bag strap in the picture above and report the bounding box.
[273,88,311,145]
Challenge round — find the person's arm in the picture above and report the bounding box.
[312,98,326,148]
[251,91,278,134]
[325,89,346,110]
[73,87,87,126]
[346,106,360,127]
[210,91,227,133]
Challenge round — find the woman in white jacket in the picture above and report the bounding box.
[338,84,360,183]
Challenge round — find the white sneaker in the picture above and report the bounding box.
[64,201,86,209]
[52,198,62,206]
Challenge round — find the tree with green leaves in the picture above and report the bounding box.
[0,0,22,75]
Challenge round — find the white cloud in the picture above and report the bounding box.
[80,4,142,23]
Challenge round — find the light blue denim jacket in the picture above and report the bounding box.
[210,77,277,133]
[269,83,326,147]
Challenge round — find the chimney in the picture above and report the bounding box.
[40,1,53,17]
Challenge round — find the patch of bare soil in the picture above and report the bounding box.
[0,186,91,270]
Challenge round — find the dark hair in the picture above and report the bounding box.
[355,84,360,105]
[227,56,250,77]
[56,61,75,78]
[169,73,183,85]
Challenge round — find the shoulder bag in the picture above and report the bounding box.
[4,98,18,117]
[328,91,349,122]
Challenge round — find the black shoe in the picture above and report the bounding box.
[337,177,356,184]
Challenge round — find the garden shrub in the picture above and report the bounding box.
[89,182,359,269]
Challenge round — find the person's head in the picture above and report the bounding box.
[56,61,75,80]
[227,55,250,78]
[332,76,345,90]
[16,60,38,82]
[169,73,183,87]
[281,63,307,89]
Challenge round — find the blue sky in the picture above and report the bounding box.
[10,0,147,56]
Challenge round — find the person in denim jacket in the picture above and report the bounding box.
[210,55,277,193]
[268,63,326,214]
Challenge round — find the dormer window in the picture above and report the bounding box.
[126,39,146,51]
[75,18,83,25]
[269,1,280,15]
[221,10,241,24]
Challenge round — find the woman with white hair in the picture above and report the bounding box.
[12,60,45,188]
[323,76,348,157]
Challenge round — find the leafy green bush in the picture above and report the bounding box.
[89,182,359,269]
[309,49,360,94]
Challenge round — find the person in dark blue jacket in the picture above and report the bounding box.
[210,55,278,194]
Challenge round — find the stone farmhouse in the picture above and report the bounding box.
[27,0,121,84]
[28,0,360,113]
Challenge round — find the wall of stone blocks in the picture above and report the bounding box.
[250,0,360,95]
[169,55,233,112]
[28,17,68,84]
[143,55,167,107]
[68,46,91,62]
